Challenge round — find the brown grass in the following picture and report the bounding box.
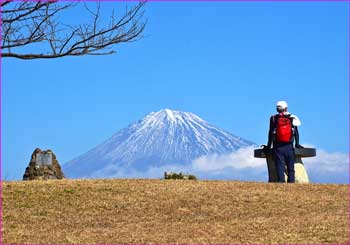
[2,179,349,244]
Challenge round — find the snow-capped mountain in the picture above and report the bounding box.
[63,109,255,178]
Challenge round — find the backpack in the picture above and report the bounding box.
[273,114,293,143]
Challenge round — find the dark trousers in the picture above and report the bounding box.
[273,144,295,183]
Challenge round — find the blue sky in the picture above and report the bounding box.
[2,1,349,181]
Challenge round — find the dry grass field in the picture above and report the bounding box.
[2,179,349,244]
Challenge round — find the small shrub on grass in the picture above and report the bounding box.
[164,171,197,180]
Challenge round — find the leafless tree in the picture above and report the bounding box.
[1,0,146,59]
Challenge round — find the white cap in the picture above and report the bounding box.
[276,101,288,109]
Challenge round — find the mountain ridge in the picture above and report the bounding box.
[63,109,255,178]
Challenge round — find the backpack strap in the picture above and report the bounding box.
[275,113,294,125]
[272,114,279,126]
[286,114,295,128]
[272,113,285,126]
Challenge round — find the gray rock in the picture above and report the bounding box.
[23,148,65,180]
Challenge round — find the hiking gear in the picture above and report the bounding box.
[267,113,298,148]
[273,144,295,183]
[274,114,293,143]
[276,101,288,109]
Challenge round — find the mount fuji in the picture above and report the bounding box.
[63,109,256,178]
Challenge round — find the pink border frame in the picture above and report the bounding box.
[0,1,349,245]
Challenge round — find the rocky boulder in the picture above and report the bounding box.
[23,148,65,180]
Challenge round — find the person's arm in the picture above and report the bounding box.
[267,116,274,148]
[294,126,303,148]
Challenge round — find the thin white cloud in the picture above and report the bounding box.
[303,150,348,173]
[192,146,265,171]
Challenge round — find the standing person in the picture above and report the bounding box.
[265,101,303,183]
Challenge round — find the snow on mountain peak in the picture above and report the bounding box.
[145,109,205,125]
[163,108,175,120]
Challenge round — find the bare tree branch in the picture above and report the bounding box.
[1,1,13,8]
[1,0,147,59]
